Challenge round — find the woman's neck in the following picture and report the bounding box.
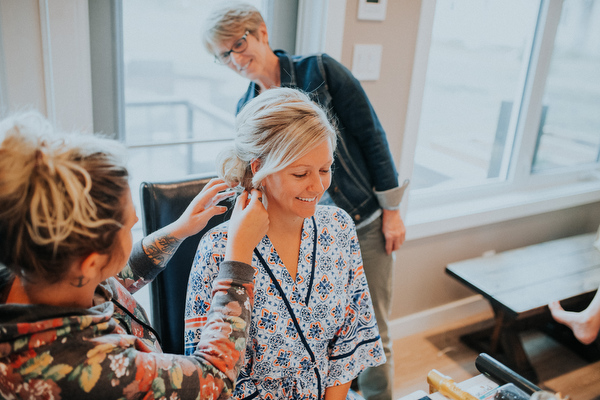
[7,275,95,308]
[256,52,281,92]
[266,207,304,239]
[265,210,304,281]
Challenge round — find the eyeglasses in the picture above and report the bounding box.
[215,31,250,65]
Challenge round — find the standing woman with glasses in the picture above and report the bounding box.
[0,112,268,399]
[184,88,385,400]
[201,3,408,399]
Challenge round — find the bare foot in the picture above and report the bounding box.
[549,301,600,345]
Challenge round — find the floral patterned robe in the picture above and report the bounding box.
[185,206,384,400]
[0,241,254,400]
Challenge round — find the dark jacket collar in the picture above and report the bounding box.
[276,50,296,87]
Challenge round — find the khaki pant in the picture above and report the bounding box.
[356,216,395,400]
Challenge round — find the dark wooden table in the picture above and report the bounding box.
[446,232,600,382]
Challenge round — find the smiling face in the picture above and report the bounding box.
[261,140,334,225]
[214,23,274,81]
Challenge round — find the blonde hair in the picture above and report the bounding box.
[0,112,129,284]
[203,1,265,55]
[218,87,338,191]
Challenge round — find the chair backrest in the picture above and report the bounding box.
[140,173,232,354]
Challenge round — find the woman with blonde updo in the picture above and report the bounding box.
[204,5,407,398]
[184,88,385,400]
[0,112,268,400]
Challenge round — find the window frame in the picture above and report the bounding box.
[88,0,124,140]
[401,0,600,240]
[0,3,8,116]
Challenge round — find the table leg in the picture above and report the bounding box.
[497,319,538,383]
[460,306,539,383]
[490,310,505,353]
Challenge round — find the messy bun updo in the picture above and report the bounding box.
[0,112,129,284]
[217,87,338,191]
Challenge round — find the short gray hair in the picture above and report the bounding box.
[203,1,265,55]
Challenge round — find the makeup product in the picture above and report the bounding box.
[427,369,479,400]
[475,353,540,395]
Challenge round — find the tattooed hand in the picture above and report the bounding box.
[170,178,235,239]
[141,178,235,266]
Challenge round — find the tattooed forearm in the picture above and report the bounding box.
[142,233,184,266]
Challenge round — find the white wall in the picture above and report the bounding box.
[0,0,93,131]
[0,1,46,116]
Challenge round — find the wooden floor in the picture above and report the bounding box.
[391,314,600,400]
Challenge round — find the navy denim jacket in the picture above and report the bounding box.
[237,50,406,224]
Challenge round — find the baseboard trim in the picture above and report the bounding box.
[389,295,493,340]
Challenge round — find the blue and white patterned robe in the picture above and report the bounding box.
[185,205,385,400]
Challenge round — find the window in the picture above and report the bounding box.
[121,0,263,208]
[88,0,301,212]
[404,0,600,238]
[412,0,540,190]
[533,1,600,172]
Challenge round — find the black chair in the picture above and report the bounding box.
[140,173,232,354]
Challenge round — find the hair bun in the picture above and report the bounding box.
[0,111,129,284]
